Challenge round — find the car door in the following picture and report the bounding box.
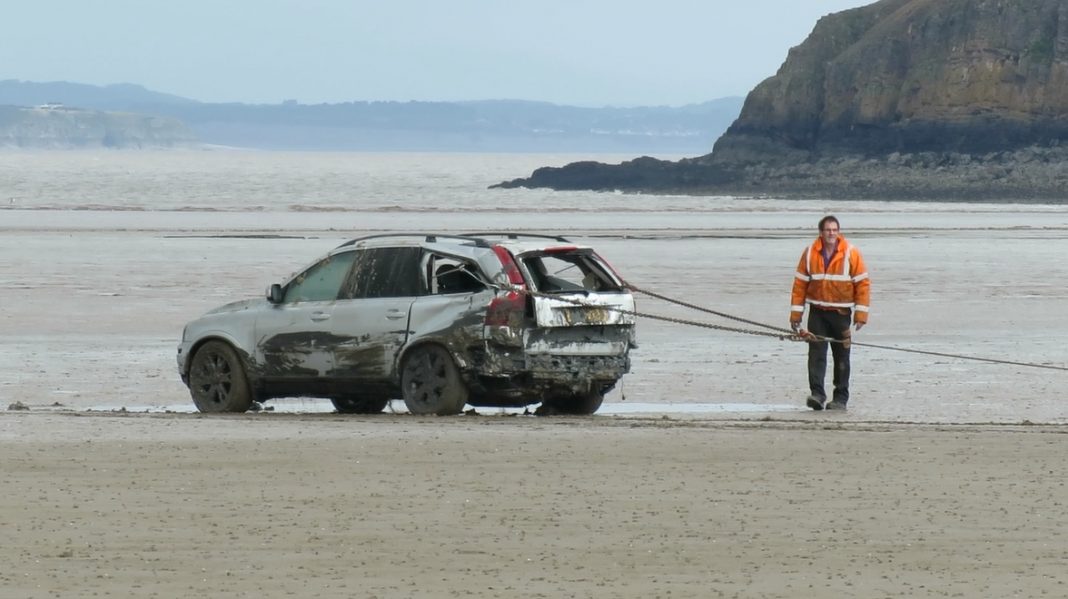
[253,250,359,384]
[328,246,425,381]
[406,253,492,351]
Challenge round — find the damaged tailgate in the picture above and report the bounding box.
[532,292,636,328]
[525,293,634,378]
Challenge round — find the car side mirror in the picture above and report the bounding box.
[266,283,284,304]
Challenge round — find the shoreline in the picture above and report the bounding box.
[4,406,1066,430]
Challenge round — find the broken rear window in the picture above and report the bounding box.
[520,250,622,293]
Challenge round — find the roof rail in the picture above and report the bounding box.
[460,232,571,243]
[335,233,491,249]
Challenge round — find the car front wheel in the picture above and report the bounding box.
[188,341,253,413]
[401,345,469,415]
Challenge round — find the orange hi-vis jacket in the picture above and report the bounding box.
[790,234,870,325]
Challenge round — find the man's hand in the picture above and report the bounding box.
[790,321,801,333]
[855,322,865,332]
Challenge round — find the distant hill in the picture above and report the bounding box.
[0,80,743,153]
[0,81,197,111]
[0,103,196,149]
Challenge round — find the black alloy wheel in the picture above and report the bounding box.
[400,345,469,415]
[188,341,254,413]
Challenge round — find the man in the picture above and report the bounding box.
[790,216,870,411]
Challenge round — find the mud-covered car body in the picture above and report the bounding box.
[177,233,636,414]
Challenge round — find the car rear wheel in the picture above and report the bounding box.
[331,396,389,414]
[401,345,469,415]
[536,391,604,416]
[188,341,253,413]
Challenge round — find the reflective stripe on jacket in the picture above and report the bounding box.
[790,234,870,324]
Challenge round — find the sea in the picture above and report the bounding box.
[2,150,1067,423]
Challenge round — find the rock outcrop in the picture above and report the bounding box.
[496,0,1068,200]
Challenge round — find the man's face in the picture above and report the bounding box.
[820,221,839,246]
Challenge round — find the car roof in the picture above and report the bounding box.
[334,233,592,256]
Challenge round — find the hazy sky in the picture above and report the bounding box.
[5,0,871,107]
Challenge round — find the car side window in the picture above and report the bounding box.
[283,251,359,303]
[340,247,425,299]
[432,257,486,295]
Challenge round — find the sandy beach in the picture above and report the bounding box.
[3,151,1068,597]
[3,412,1067,598]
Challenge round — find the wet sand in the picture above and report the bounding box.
[3,412,1067,598]
[3,218,1066,423]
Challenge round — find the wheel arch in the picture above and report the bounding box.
[183,334,252,380]
[397,340,471,416]
[394,338,468,384]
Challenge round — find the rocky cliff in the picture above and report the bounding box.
[496,0,1068,200]
[0,104,197,149]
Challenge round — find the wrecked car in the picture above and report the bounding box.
[177,233,636,415]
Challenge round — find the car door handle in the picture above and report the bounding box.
[310,311,331,322]
[386,310,407,320]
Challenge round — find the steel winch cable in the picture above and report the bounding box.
[843,340,1068,371]
[623,283,792,334]
[496,283,795,339]
[498,282,1068,372]
[623,282,1068,372]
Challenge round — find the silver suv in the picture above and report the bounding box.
[177,233,636,415]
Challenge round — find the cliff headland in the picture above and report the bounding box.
[495,0,1068,200]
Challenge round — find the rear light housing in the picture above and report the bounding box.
[484,291,526,327]
[484,245,528,344]
[491,245,526,287]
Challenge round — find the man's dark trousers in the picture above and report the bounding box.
[806,307,852,404]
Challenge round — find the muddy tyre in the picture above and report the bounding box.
[537,391,604,416]
[331,396,389,414]
[401,345,468,415]
[188,341,253,413]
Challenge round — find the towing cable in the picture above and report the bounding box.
[499,282,1068,372]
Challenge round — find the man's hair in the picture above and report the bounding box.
[818,215,840,231]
